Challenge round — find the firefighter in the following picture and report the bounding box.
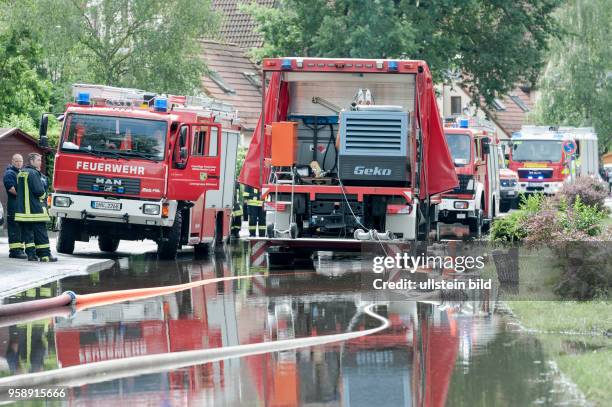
[244,185,265,237]
[230,182,243,238]
[15,153,57,262]
[3,154,26,259]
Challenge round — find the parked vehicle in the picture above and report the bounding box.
[498,145,519,212]
[239,57,458,256]
[509,126,599,195]
[46,84,240,259]
[435,118,500,237]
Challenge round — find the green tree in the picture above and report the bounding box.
[533,0,612,152]
[0,28,50,123]
[1,0,218,110]
[244,0,561,107]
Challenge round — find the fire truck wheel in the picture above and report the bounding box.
[500,200,511,213]
[158,211,182,260]
[98,236,120,252]
[57,219,78,254]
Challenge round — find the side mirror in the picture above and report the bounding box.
[39,114,49,148]
[482,137,491,155]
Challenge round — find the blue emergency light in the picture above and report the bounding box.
[281,59,292,70]
[154,97,168,112]
[459,118,469,128]
[388,61,398,71]
[77,92,90,105]
[117,186,125,194]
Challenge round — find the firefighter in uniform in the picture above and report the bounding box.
[3,154,26,258]
[15,153,57,262]
[244,185,265,237]
[230,182,242,238]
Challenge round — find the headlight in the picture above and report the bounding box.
[143,204,160,215]
[53,196,71,207]
[454,201,469,209]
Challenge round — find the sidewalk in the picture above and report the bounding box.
[0,237,158,299]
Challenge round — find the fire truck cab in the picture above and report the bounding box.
[509,126,599,195]
[47,84,239,259]
[435,119,500,237]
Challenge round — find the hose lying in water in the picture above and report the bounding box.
[0,303,388,392]
[0,275,254,317]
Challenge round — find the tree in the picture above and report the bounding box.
[1,0,218,109]
[243,0,561,107]
[533,0,612,152]
[0,28,50,123]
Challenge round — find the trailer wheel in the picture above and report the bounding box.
[158,211,182,260]
[266,223,275,238]
[57,218,78,254]
[289,223,298,239]
[98,236,120,252]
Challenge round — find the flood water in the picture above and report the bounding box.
[0,243,586,406]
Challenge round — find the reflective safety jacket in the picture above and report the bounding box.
[15,165,50,222]
[244,186,263,207]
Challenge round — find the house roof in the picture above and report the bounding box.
[200,40,262,131]
[483,88,535,136]
[0,128,39,145]
[212,0,275,49]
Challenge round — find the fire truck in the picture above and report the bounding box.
[435,118,500,238]
[509,126,599,195]
[44,84,240,259]
[239,57,458,255]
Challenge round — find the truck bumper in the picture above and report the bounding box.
[517,181,563,195]
[49,193,177,227]
[500,188,519,201]
[436,198,476,223]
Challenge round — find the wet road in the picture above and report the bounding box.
[0,243,585,406]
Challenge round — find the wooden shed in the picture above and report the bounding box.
[0,128,50,228]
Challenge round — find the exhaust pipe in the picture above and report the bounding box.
[353,229,393,241]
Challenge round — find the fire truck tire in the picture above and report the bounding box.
[500,200,511,213]
[157,211,182,260]
[98,236,120,252]
[56,219,78,254]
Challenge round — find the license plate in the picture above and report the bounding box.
[456,214,466,219]
[527,182,542,187]
[91,201,122,211]
[507,191,516,196]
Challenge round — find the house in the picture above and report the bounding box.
[437,82,536,141]
[602,151,612,167]
[0,128,50,228]
[200,40,263,146]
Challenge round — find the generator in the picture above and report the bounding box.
[337,108,409,186]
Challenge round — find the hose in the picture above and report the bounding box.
[0,303,389,392]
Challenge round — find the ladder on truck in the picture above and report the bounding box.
[72,83,239,123]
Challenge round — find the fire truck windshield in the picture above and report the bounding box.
[512,140,563,162]
[61,114,167,161]
[445,133,471,166]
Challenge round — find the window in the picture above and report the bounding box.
[207,128,218,156]
[492,98,506,111]
[243,72,262,91]
[451,96,462,115]
[509,94,530,112]
[208,70,235,94]
[192,128,206,156]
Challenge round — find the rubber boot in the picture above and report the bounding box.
[9,251,28,259]
[39,255,58,263]
[28,255,39,262]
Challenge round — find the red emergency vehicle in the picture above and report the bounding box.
[435,118,500,237]
[45,84,240,259]
[239,58,458,255]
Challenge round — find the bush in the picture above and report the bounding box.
[490,211,529,243]
[557,177,609,212]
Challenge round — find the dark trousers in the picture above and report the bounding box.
[7,216,24,254]
[19,222,51,258]
[247,205,265,237]
[231,215,242,237]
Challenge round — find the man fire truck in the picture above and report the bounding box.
[509,126,599,195]
[45,84,239,259]
[239,58,458,258]
[435,118,500,237]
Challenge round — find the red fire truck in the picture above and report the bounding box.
[44,84,240,259]
[239,58,457,255]
[435,118,500,238]
[509,126,599,195]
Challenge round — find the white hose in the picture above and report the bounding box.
[0,304,388,391]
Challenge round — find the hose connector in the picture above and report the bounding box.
[63,291,77,306]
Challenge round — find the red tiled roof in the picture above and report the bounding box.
[212,0,276,49]
[484,88,535,136]
[200,40,262,131]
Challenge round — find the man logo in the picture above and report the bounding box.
[95,177,123,186]
[353,166,392,176]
